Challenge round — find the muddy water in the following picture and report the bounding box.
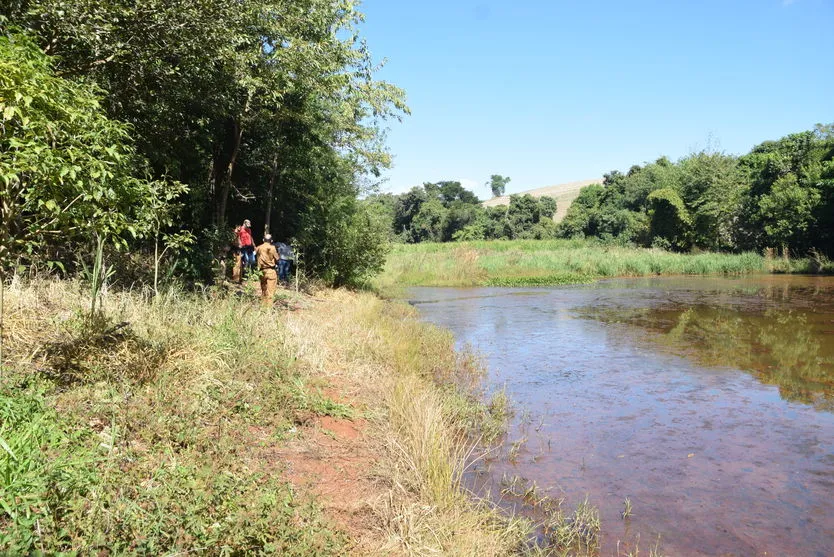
[409,276,834,556]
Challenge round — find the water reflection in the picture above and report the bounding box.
[577,283,834,411]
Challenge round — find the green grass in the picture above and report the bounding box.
[0,279,348,555]
[1,278,537,555]
[374,238,827,289]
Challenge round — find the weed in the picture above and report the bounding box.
[543,495,601,554]
[622,496,633,519]
[508,436,528,464]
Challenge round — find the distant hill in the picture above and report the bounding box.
[482,178,602,222]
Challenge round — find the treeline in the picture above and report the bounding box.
[0,1,406,287]
[366,181,559,242]
[561,125,834,256]
[372,125,834,260]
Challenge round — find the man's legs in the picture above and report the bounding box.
[241,246,255,278]
[278,259,289,282]
[260,268,278,305]
[232,252,243,283]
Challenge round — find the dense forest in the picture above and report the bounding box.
[371,126,834,260]
[1,1,406,287]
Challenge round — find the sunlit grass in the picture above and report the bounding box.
[374,239,826,289]
[0,278,530,555]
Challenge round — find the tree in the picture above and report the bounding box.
[7,0,409,284]
[411,199,447,243]
[507,194,540,238]
[0,30,178,359]
[0,31,167,272]
[679,151,744,251]
[538,196,558,219]
[488,174,511,198]
[757,174,820,250]
[647,188,692,250]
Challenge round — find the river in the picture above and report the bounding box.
[409,276,834,556]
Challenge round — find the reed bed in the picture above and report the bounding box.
[375,239,828,289]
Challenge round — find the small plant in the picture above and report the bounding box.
[507,436,527,463]
[622,496,633,519]
[543,495,601,554]
[500,473,526,496]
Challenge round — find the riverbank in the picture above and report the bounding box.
[374,239,833,290]
[0,279,527,555]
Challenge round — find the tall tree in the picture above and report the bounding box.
[488,174,511,198]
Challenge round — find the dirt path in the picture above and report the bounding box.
[273,388,387,555]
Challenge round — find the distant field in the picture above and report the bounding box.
[373,238,821,290]
[482,179,602,222]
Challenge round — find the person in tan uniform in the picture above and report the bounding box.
[255,234,279,305]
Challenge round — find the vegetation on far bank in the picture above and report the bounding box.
[365,125,834,265]
[373,238,834,290]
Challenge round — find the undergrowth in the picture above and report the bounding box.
[0,278,346,555]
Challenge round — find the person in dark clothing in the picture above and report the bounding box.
[276,241,295,283]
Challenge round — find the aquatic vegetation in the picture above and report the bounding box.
[622,497,633,520]
[374,238,821,289]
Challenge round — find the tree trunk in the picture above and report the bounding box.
[214,95,251,226]
[215,119,243,226]
[264,154,279,236]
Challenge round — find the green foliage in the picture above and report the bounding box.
[375,239,773,289]
[371,181,558,244]
[487,174,510,198]
[647,187,692,250]
[484,272,593,286]
[4,0,408,287]
[411,199,448,243]
[757,174,820,248]
[304,196,391,287]
[0,377,98,553]
[559,126,834,256]
[0,31,171,276]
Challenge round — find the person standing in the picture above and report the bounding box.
[255,234,279,305]
[276,241,295,283]
[233,219,255,283]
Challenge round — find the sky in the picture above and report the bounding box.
[357,0,834,200]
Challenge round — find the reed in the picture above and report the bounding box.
[374,239,827,289]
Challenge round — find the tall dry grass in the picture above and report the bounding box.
[1,277,530,555]
[0,278,346,554]
[283,290,531,555]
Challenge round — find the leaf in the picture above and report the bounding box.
[0,436,17,461]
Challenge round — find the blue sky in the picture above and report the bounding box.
[358,0,834,199]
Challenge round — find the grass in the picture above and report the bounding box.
[0,276,531,555]
[373,238,832,290]
[304,293,531,553]
[1,278,345,555]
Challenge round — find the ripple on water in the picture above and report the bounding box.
[410,276,834,556]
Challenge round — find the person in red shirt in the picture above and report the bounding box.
[232,219,256,283]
